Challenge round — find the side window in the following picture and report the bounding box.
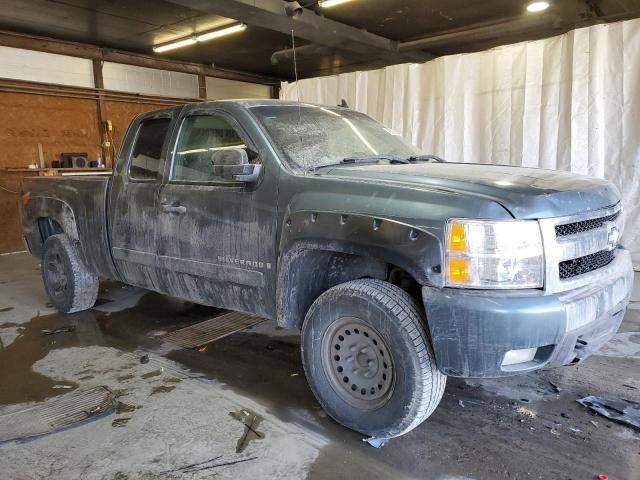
[129,118,171,180]
[171,114,247,182]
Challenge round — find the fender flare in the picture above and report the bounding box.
[276,211,444,328]
[279,210,443,285]
[27,196,80,242]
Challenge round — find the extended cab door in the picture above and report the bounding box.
[108,107,180,290]
[154,104,279,318]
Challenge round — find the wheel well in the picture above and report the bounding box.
[388,264,422,301]
[276,247,423,329]
[37,217,63,243]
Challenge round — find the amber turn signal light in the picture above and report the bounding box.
[448,223,466,251]
[447,257,469,282]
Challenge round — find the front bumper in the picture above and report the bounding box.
[422,248,634,378]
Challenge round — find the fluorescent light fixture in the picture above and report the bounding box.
[319,0,355,8]
[526,1,550,12]
[153,37,197,53]
[196,23,247,42]
[153,23,247,53]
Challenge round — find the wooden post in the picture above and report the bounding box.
[198,74,207,100]
[92,58,110,167]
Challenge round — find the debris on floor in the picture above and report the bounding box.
[115,401,140,414]
[576,395,640,430]
[548,381,561,394]
[41,326,75,335]
[229,409,265,453]
[139,354,149,364]
[150,385,175,395]
[364,436,389,448]
[162,312,265,349]
[111,417,130,428]
[0,386,116,443]
[141,368,163,379]
[160,455,258,475]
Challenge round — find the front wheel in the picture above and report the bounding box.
[301,279,446,439]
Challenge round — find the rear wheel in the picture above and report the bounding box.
[41,234,98,313]
[301,279,446,439]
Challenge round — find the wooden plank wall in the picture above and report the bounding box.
[0,91,169,253]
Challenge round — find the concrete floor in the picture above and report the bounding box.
[0,252,639,480]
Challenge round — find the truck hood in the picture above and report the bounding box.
[322,162,620,219]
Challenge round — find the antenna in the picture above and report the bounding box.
[290,23,302,126]
[290,28,300,101]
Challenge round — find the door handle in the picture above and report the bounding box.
[160,202,186,214]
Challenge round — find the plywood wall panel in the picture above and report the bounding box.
[0,91,101,169]
[0,91,102,253]
[103,100,174,155]
[0,171,36,253]
[0,93,175,254]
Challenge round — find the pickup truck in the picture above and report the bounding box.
[21,100,634,443]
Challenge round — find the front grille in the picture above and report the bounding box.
[555,211,620,237]
[559,249,615,279]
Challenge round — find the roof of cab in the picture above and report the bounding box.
[194,98,350,110]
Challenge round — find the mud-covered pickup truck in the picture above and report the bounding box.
[21,100,634,443]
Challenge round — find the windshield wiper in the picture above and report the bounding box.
[307,154,409,172]
[408,154,445,163]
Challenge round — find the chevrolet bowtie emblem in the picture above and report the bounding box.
[605,222,620,251]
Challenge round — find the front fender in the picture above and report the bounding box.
[279,210,444,286]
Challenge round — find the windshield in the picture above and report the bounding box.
[250,104,423,171]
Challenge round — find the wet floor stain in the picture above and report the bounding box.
[0,313,78,406]
[229,409,265,453]
[1,277,638,479]
[0,291,220,408]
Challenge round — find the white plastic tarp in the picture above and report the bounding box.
[281,19,640,266]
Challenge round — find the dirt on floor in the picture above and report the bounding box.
[0,253,638,479]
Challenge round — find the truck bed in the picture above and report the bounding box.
[21,175,119,279]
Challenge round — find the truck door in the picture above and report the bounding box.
[108,108,180,290]
[154,106,278,318]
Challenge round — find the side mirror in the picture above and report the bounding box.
[210,148,262,183]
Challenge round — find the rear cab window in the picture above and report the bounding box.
[129,118,172,180]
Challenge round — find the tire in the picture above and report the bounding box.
[41,234,98,314]
[301,279,446,439]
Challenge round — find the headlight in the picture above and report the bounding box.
[445,219,544,289]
